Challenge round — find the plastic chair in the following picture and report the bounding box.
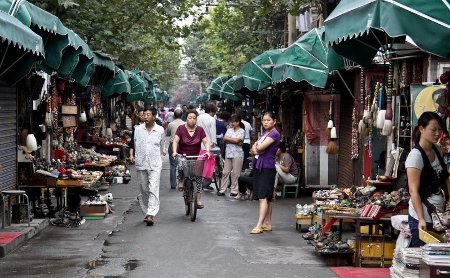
[282,180,299,198]
[282,164,301,198]
[1,190,30,228]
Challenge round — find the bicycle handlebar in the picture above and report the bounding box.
[175,153,209,159]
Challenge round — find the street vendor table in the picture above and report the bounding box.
[19,173,103,213]
[78,141,127,159]
[77,161,111,171]
[324,212,404,267]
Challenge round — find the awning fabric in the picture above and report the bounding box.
[131,70,155,101]
[91,51,115,87]
[126,70,147,102]
[0,10,44,85]
[272,27,343,88]
[324,0,450,66]
[220,76,243,102]
[102,67,130,97]
[2,0,95,82]
[2,0,71,72]
[233,49,283,93]
[93,51,115,71]
[206,76,229,97]
[57,29,92,77]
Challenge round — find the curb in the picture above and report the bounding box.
[0,219,49,257]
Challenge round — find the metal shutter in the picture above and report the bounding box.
[0,86,17,191]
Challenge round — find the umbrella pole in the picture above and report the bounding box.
[0,44,10,71]
[336,71,354,99]
[0,51,28,76]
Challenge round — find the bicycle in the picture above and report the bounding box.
[210,148,224,192]
[176,154,207,222]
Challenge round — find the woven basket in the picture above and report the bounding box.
[419,228,444,244]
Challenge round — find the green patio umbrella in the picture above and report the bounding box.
[324,0,450,66]
[102,66,130,97]
[57,29,93,78]
[233,49,283,93]
[2,0,70,72]
[131,70,155,101]
[126,71,146,102]
[91,51,115,87]
[0,10,44,85]
[206,76,229,99]
[220,76,243,102]
[272,27,344,88]
[71,55,94,87]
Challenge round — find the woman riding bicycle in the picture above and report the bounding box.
[172,109,210,209]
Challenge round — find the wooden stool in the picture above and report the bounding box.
[1,190,30,228]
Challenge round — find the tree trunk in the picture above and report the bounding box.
[287,13,297,46]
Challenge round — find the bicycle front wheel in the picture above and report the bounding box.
[184,179,191,216]
[213,170,221,192]
[189,180,197,222]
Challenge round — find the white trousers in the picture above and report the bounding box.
[220,157,244,194]
[137,168,161,216]
[275,164,297,187]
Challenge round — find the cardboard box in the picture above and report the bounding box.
[62,116,77,127]
[30,173,57,186]
[57,179,82,186]
[61,105,78,115]
[80,204,106,217]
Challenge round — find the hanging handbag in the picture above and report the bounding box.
[423,196,450,232]
[430,208,450,232]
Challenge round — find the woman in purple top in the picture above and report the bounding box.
[172,110,210,209]
[250,111,280,234]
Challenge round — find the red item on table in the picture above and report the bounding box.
[54,149,66,160]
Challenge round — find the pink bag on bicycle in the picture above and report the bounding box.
[198,150,216,180]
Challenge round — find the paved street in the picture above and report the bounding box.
[0,156,337,278]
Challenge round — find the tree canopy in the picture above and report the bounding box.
[30,0,201,92]
[183,0,288,82]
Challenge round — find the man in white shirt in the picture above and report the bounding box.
[196,103,217,190]
[196,103,217,150]
[129,105,166,226]
[241,116,253,170]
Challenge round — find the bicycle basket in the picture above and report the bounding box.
[182,158,205,177]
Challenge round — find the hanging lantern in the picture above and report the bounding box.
[26,134,38,151]
[79,111,87,123]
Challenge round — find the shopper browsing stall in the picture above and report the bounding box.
[406,112,450,246]
[130,105,166,226]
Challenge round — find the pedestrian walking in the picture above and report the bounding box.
[196,102,217,190]
[166,109,185,189]
[250,111,280,234]
[172,109,210,209]
[165,108,175,124]
[128,107,144,164]
[217,114,245,197]
[129,104,166,226]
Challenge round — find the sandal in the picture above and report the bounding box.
[250,227,263,234]
[261,227,272,232]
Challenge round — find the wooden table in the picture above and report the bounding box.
[325,212,402,267]
[19,174,102,213]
